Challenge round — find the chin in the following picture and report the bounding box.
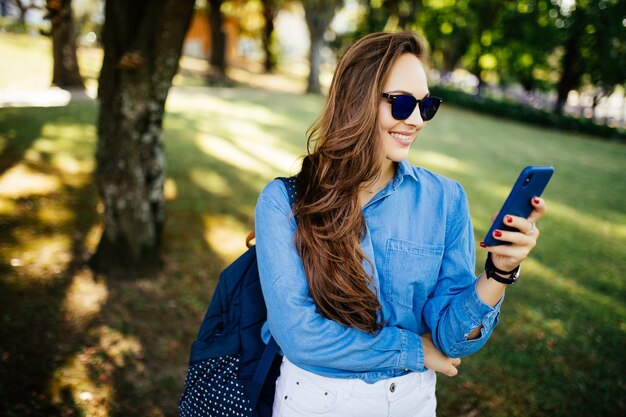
[387,150,411,163]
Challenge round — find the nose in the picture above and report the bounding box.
[404,105,425,128]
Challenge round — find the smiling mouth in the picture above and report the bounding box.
[390,132,414,145]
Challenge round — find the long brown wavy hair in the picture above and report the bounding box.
[294,32,428,334]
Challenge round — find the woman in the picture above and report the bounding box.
[254,32,545,417]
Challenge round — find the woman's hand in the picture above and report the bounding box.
[420,333,461,377]
[482,196,547,272]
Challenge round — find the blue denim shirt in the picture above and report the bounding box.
[255,160,502,383]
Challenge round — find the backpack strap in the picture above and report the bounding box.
[249,176,297,408]
[279,176,298,207]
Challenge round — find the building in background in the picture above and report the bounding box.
[183,9,239,62]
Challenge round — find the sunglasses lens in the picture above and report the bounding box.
[391,95,418,120]
[420,97,441,121]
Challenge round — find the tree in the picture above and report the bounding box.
[45,0,84,89]
[91,0,195,272]
[261,0,279,72]
[301,0,343,94]
[339,0,421,53]
[207,0,227,79]
[419,1,472,74]
[494,0,559,93]
[383,0,421,30]
[553,0,626,114]
[463,0,505,95]
[585,1,626,118]
[11,0,40,27]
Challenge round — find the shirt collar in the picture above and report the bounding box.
[392,159,419,189]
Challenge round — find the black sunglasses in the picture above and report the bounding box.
[381,93,443,121]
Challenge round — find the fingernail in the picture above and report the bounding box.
[479,242,486,248]
[494,230,502,237]
[533,197,540,204]
[506,216,513,224]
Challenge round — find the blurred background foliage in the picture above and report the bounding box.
[1,0,625,133]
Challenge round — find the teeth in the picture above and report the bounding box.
[391,132,412,141]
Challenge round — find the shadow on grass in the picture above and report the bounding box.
[0,89,320,416]
[0,108,100,415]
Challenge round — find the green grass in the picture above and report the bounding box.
[1,88,624,417]
[417,106,626,416]
[1,36,625,417]
[0,32,102,91]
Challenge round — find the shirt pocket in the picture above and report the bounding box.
[383,239,444,310]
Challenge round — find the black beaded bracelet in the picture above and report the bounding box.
[485,253,520,285]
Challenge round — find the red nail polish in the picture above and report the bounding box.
[506,216,513,224]
[494,230,502,237]
[479,242,486,248]
[533,197,540,204]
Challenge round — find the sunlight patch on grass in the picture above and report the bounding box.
[24,147,43,162]
[221,127,302,174]
[51,152,95,175]
[40,124,97,151]
[190,169,232,197]
[522,258,626,317]
[0,163,62,197]
[203,214,250,261]
[38,204,74,226]
[164,178,178,200]
[410,150,473,175]
[85,223,104,253]
[50,354,111,417]
[63,269,109,327]
[50,325,144,417]
[13,234,72,277]
[508,303,567,339]
[0,129,18,153]
[227,66,307,93]
[0,196,18,215]
[196,133,274,177]
[549,200,626,241]
[0,33,52,90]
[168,87,297,128]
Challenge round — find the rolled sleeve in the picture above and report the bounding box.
[423,182,501,358]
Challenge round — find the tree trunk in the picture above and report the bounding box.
[307,33,323,94]
[473,47,485,96]
[302,0,342,94]
[91,0,195,273]
[47,0,84,89]
[554,31,584,114]
[208,0,226,77]
[13,0,29,26]
[262,0,278,73]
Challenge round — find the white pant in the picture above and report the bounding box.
[272,358,437,417]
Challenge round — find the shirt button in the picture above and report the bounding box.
[389,383,396,393]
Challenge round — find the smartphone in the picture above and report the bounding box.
[483,166,554,246]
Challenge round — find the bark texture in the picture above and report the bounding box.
[91,0,195,272]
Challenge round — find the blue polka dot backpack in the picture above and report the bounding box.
[178,177,297,417]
